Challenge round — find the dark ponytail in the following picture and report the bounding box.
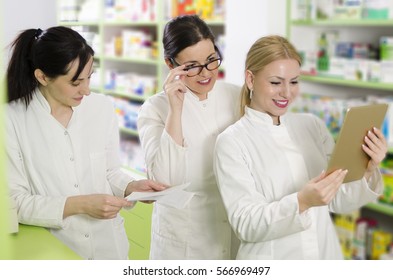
[6,26,94,107]
[6,29,38,106]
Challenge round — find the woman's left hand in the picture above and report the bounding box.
[124,179,167,198]
[362,127,388,177]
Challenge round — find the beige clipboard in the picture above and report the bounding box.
[326,103,388,183]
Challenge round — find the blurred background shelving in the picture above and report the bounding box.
[288,0,393,260]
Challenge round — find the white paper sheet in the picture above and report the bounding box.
[125,183,193,209]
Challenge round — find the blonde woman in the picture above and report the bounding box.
[214,35,386,260]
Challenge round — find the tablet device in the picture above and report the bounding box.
[326,103,388,183]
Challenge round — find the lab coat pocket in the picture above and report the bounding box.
[150,231,186,259]
[149,203,189,259]
[90,152,110,193]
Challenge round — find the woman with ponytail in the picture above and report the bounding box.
[5,26,165,260]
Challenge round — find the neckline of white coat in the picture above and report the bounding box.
[245,106,287,127]
[34,88,80,114]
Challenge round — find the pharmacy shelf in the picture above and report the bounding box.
[104,90,151,102]
[120,127,139,137]
[103,21,158,27]
[91,86,101,93]
[286,0,393,93]
[292,19,393,27]
[103,55,158,65]
[122,166,147,180]
[301,75,393,91]
[204,19,225,26]
[59,21,100,26]
[365,202,393,217]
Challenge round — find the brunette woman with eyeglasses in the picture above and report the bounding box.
[137,15,241,260]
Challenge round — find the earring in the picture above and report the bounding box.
[249,89,253,99]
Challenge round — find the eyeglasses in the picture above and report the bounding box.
[170,57,222,77]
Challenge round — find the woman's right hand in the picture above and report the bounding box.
[163,65,189,146]
[64,194,133,219]
[297,169,348,213]
[163,65,188,113]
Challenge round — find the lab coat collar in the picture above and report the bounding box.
[245,106,287,126]
[34,88,80,114]
[185,82,217,103]
[34,89,52,113]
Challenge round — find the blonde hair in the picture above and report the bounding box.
[240,35,302,116]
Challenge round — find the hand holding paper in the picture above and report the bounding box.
[125,183,193,209]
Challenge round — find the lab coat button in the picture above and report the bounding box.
[70,156,74,161]
[74,184,79,188]
[85,234,89,238]
[64,131,68,135]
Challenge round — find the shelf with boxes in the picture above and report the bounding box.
[102,20,160,150]
[58,0,159,174]
[291,20,393,91]
[58,0,226,176]
[288,0,393,92]
[333,209,393,260]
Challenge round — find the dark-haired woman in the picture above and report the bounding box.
[137,15,241,259]
[5,26,165,260]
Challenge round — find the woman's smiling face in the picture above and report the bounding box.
[175,39,220,98]
[247,58,300,124]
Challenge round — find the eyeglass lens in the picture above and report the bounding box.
[186,59,222,77]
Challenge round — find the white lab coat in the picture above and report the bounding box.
[6,90,134,260]
[214,107,383,260]
[137,81,241,259]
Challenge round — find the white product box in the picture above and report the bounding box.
[381,61,393,83]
